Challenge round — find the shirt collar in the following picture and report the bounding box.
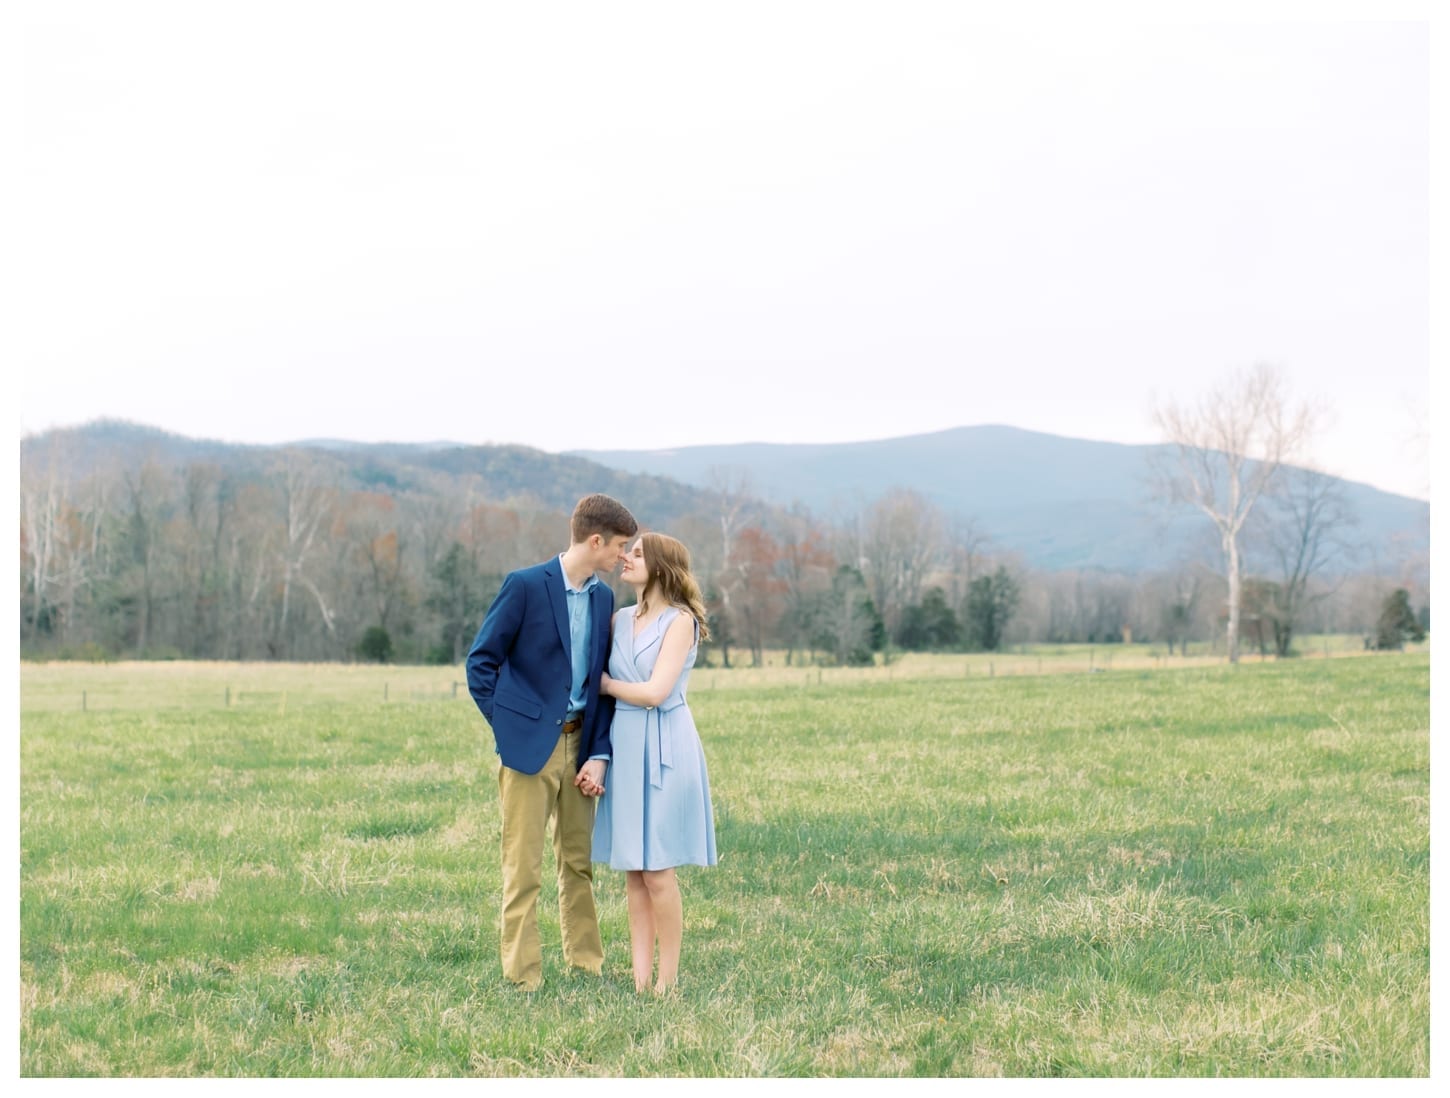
[559,553,599,595]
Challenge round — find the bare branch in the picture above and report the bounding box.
[1151,363,1319,662]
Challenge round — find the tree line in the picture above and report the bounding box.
[19,435,1426,667]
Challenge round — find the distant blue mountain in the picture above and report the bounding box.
[571,425,1428,573]
[23,421,1426,575]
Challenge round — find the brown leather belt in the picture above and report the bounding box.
[562,715,584,734]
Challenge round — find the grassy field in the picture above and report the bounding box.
[19,651,1430,1076]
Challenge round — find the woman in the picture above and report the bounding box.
[584,532,717,993]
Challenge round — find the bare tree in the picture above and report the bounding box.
[1144,563,1215,655]
[724,526,783,666]
[173,463,235,657]
[1247,465,1359,656]
[774,506,837,664]
[341,491,408,634]
[699,468,760,669]
[1152,364,1317,663]
[20,454,112,654]
[858,488,944,639]
[223,480,280,659]
[20,451,67,641]
[939,514,991,625]
[119,461,173,653]
[272,453,339,656]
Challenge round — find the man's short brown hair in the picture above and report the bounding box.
[570,493,638,544]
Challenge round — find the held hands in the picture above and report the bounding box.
[575,758,607,798]
[575,674,613,797]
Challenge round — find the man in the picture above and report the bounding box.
[466,493,638,991]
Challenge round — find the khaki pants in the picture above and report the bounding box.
[497,730,603,988]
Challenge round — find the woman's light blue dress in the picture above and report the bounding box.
[592,606,717,871]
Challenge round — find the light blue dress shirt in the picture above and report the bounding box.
[561,555,596,719]
[560,556,610,764]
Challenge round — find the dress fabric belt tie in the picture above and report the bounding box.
[618,696,682,789]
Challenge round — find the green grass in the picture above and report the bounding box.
[19,653,1429,1076]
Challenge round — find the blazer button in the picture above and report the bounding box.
[555,718,562,725]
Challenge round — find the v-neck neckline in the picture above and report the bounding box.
[632,606,657,638]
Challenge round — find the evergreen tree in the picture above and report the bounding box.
[815,566,884,665]
[896,586,961,650]
[356,625,393,663]
[965,566,1020,652]
[1373,588,1425,650]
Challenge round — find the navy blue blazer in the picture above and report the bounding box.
[466,558,616,775]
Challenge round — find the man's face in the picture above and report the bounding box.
[589,533,633,575]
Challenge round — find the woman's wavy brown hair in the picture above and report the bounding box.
[635,532,711,640]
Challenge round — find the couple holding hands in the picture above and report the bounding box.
[466,494,716,994]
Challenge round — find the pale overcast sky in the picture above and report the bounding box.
[12,1,1435,500]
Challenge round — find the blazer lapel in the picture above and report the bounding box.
[542,558,571,659]
[590,582,613,669]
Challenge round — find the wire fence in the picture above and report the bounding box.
[20,637,1424,716]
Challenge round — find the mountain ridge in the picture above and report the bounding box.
[21,420,1427,574]
[570,424,1428,572]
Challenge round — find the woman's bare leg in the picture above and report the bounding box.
[625,871,656,992]
[642,868,682,992]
